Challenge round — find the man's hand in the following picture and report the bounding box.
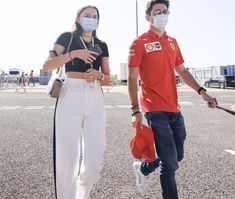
[131,112,143,129]
[201,91,216,108]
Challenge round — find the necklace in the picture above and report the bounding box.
[79,36,97,89]
[79,36,95,69]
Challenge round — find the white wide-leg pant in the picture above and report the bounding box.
[54,78,106,199]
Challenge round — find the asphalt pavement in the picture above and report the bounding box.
[0,84,234,199]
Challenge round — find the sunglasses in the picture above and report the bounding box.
[152,9,170,16]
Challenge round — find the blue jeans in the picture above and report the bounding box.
[142,111,186,199]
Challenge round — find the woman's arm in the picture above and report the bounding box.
[100,57,111,86]
[43,44,69,72]
[43,44,99,72]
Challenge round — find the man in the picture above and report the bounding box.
[28,70,35,86]
[128,0,216,198]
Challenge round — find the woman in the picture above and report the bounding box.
[43,5,110,199]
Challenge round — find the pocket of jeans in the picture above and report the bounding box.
[151,119,171,129]
[145,112,168,121]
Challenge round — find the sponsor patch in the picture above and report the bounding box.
[144,42,162,52]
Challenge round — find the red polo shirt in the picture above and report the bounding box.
[128,29,184,112]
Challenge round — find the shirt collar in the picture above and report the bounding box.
[147,29,168,39]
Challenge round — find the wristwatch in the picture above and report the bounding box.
[197,87,207,95]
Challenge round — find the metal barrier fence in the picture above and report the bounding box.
[0,76,19,89]
[0,76,42,90]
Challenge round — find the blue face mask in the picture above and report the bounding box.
[80,17,98,32]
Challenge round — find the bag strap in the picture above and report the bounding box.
[57,32,74,75]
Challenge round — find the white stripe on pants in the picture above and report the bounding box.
[55,78,106,199]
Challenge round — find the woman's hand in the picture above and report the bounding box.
[83,69,103,82]
[71,50,99,64]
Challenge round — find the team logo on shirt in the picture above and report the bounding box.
[144,42,162,53]
[170,42,175,50]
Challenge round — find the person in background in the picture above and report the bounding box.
[28,70,35,86]
[20,72,26,86]
[0,71,5,87]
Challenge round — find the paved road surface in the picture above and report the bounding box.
[0,85,234,199]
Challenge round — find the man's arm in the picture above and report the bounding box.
[175,64,201,91]
[175,64,216,108]
[128,67,139,106]
[128,67,143,127]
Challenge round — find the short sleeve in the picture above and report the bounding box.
[128,39,144,68]
[100,42,109,57]
[174,39,184,66]
[55,32,71,49]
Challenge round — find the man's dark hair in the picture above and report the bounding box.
[146,0,170,15]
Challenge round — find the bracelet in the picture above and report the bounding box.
[131,111,141,116]
[99,73,105,81]
[49,50,58,57]
[131,104,139,110]
[197,87,207,95]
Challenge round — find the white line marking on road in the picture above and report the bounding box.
[22,97,49,99]
[0,103,209,110]
[200,138,209,140]
[199,103,233,106]
[179,101,194,105]
[26,90,46,93]
[115,105,131,109]
[23,106,45,110]
[0,90,46,93]
[0,106,21,110]
[225,149,235,155]
[105,105,114,109]
[218,96,235,98]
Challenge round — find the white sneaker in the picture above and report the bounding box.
[133,161,147,193]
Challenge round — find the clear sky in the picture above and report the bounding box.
[0,0,235,76]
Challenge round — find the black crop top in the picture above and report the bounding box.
[55,32,109,72]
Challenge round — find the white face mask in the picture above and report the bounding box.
[80,17,98,32]
[151,14,168,31]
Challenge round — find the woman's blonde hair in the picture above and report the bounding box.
[73,5,100,38]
